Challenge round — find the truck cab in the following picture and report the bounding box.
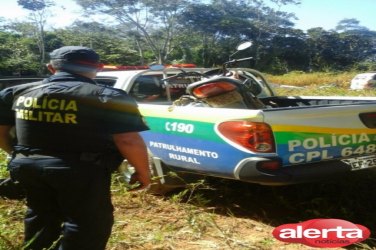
[96,66,274,104]
[96,67,209,103]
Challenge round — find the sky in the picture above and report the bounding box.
[0,0,375,31]
[279,0,376,31]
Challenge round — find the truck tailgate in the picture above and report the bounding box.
[138,104,266,177]
[264,104,376,167]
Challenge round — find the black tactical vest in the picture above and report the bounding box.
[9,73,148,153]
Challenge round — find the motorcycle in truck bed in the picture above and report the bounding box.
[96,42,376,193]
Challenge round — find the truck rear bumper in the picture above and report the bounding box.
[235,156,374,185]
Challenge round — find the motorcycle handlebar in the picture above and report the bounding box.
[225,57,253,65]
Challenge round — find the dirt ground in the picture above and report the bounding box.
[106,175,373,250]
[110,191,315,250]
[1,171,373,250]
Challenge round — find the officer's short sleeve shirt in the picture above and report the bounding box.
[0,74,149,152]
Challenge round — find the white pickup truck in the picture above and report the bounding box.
[96,66,376,192]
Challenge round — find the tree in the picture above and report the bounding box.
[306,22,376,71]
[1,0,373,74]
[0,31,40,76]
[177,2,239,66]
[306,29,345,71]
[178,0,300,68]
[54,21,142,65]
[264,33,309,73]
[336,18,369,33]
[74,0,191,64]
[335,19,376,70]
[17,0,54,75]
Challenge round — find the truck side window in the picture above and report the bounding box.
[95,77,117,87]
[0,77,44,90]
[130,75,166,102]
[130,73,202,103]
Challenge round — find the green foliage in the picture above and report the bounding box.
[0,31,40,76]
[0,0,374,74]
[353,60,376,72]
[0,150,9,177]
[17,0,53,11]
[336,18,369,32]
[75,0,191,64]
[0,151,23,249]
[54,22,143,65]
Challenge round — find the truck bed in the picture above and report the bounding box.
[261,96,376,109]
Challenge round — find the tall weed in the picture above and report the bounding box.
[265,71,376,97]
[266,71,357,88]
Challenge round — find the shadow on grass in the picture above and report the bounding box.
[169,169,376,248]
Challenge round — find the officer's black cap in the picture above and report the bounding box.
[49,46,100,63]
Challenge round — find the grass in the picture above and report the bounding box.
[266,71,357,88]
[1,71,376,249]
[267,71,376,97]
[1,155,376,249]
[274,84,376,97]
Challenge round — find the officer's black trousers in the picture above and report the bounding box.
[8,155,114,250]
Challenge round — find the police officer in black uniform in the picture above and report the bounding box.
[0,46,151,250]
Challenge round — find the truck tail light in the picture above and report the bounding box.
[192,82,236,98]
[217,121,275,153]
